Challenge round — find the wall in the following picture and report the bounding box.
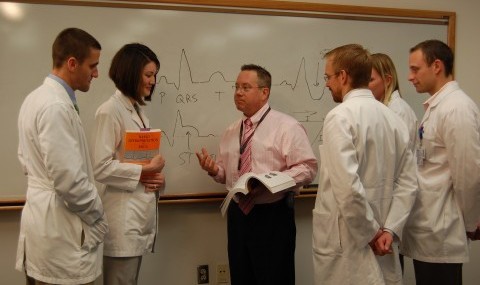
[1,0,479,284]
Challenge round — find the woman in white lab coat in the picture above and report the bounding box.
[369,53,418,151]
[92,43,165,285]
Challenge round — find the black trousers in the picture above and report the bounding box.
[227,199,296,285]
[413,259,463,285]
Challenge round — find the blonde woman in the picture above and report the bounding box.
[369,53,418,151]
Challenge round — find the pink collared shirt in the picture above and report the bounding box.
[212,103,318,204]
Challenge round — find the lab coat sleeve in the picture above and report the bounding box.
[323,112,379,247]
[444,102,480,232]
[93,105,142,191]
[17,144,27,175]
[384,142,418,240]
[394,108,418,151]
[38,103,103,225]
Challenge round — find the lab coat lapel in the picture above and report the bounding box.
[420,82,458,127]
[114,90,148,129]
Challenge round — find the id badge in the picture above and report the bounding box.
[416,146,426,166]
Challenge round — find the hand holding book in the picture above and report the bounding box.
[237,186,263,215]
[123,129,165,194]
[220,171,295,216]
[141,172,165,193]
[142,154,165,174]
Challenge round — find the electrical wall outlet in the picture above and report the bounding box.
[197,264,209,284]
[217,264,230,283]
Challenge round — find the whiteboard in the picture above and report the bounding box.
[0,1,451,202]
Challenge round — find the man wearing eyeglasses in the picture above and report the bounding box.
[196,64,317,285]
[312,44,417,285]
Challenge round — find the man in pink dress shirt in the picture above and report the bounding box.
[197,64,317,285]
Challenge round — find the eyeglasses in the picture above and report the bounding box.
[233,85,265,93]
[323,72,340,82]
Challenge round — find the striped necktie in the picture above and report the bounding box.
[238,118,255,214]
[239,118,253,175]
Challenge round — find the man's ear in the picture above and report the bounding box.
[66,57,78,72]
[261,87,270,100]
[432,59,443,76]
[339,69,349,85]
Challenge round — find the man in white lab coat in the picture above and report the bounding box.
[16,28,108,285]
[401,39,480,285]
[312,44,418,285]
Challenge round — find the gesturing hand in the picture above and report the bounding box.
[196,147,218,176]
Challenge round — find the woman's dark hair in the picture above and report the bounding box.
[109,43,160,105]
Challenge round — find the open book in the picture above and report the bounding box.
[122,129,161,165]
[220,171,295,216]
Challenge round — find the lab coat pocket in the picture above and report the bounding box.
[125,191,156,235]
[312,208,342,256]
[409,187,442,233]
[81,214,108,252]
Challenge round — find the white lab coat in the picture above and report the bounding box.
[401,81,480,263]
[312,89,418,285]
[16,77,106,284]
[93,90,158,257]
[388,91,418,152]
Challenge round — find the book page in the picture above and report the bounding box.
[220,171,295,216]
[255,171,295,193]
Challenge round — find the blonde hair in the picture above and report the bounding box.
[371,53,400,105]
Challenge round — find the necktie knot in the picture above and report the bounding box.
[245,118,253,130]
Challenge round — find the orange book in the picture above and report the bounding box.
[122,129,161,165]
